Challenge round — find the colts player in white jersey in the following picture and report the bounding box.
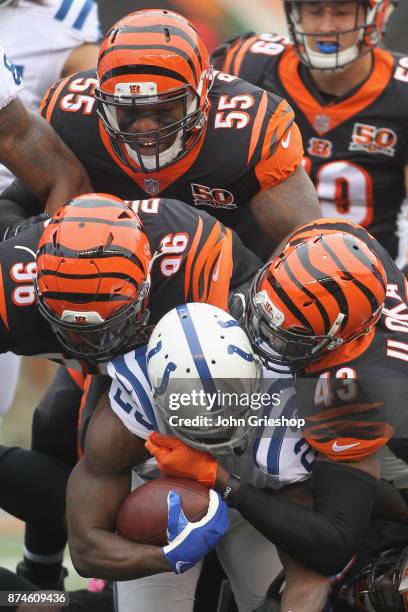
[0,0,99,420]
[0,0,101,191]
[66,303,314,612]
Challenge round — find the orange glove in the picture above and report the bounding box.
[145,432,218,488]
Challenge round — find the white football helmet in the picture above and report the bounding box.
[147,302,263,456]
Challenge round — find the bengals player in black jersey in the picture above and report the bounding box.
[212,1,408,265]
[0,9,320,261]
[0,194,260,359]
[0,192,261,589]
[147,217,408,610]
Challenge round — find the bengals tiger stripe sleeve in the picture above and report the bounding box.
[141,198,261,321]
[296,353,397,462]
[253,99,304,190]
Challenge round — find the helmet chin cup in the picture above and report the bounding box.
[284,0,395,71]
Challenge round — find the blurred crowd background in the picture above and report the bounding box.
[1,0,407,451]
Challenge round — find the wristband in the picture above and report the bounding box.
[221,474,241,507]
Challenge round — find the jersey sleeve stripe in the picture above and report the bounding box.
[248,91,268,165]
[184,216,203,300]
[222,42,239,75]
[54,0,75,21]
[206,227,233,310]
[255,101,302,189]
[66,366,86,390]
[44,76,71,123]
[306,402,383,422]
[261,102,294,160]
[76,374,92,459]
[304,432,393,461]
[192,223,222,302]
[0,265,9,331]
[73,0,94,30]
[231,35,257,77]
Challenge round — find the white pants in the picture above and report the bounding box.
[0,352,21,416]
[115,508,282,612]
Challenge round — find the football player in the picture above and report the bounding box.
[67,302,407,611]
[66,303,313,612]
[0,8,321,261]
[0,0,101,427]
[0,192,260,588]
[0,46,91,213]
[147,218,408,610]
[212,1,408,267]
[0,193,258,359]
[0,0,101,194]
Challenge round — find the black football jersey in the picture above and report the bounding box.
[216,36,408,261]
[288,219,408,462]
[39,68,303,259]
[0,199,260,358]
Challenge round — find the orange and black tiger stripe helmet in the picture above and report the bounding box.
[246,222,387,369]
[94,9,212,173]
[35,193,152,363]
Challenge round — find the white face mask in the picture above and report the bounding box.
[288,2,376,73]
[124,129,184,171]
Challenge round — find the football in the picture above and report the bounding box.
[116,477,210,546]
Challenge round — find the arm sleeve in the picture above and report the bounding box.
[232,460,377,575]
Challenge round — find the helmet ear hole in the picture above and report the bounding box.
[51,229,58,249]
[118,210,132,220]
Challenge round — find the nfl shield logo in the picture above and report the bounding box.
[314,114,330,133]
[144,178,160,194]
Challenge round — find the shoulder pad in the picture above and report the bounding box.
[213,32,289,86]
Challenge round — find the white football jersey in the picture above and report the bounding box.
[0,47,23,109]
[108,346,315,488]
[0,0,101,190]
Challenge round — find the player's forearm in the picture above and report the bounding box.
[69,527,171,580]
[1,105,92,208]
[27,113,92,211]
[43,146,92,214]
[218,461,376,576]
[250,165,321,246]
